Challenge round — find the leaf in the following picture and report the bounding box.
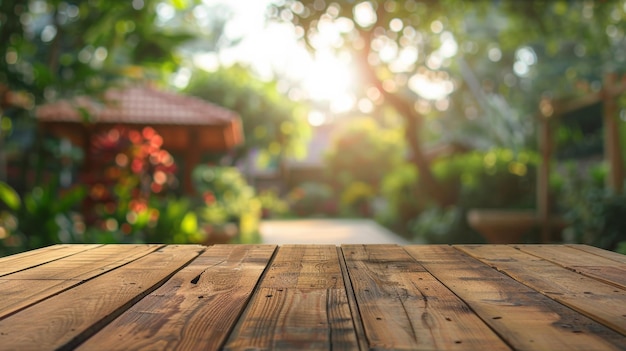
[180,212,198,234]
[0,181,21,211]
[170,0,188,10]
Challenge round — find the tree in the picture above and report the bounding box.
[268,0,480,205]
[269,0,626,206]
[0,0,234,184]
[185,65,311,168]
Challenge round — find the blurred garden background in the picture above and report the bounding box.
[2,0,626,256]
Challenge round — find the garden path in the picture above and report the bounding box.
[259,219,410,245]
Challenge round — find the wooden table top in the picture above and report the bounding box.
[1,244,625,350]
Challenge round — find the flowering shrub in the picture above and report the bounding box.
[84,126,178,241]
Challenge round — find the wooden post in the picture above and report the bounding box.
[184,130,200,194]
[537,114,552,243]
[603,73,624,193]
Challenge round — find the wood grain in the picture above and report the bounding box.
[2,244,625,350]
[76,244,276,351]
[342,244,510,350]
[567,244,626,265]
[0,244,162,319]
[516,244,626,289]
[260,244,344,289]
[458,244,626,336]
[225,245,358,350]
[0,244,101,277]
[406,245,626,351]
[0,245,203,350]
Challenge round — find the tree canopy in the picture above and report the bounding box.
[269,0,626,205]
[185,65,311,166]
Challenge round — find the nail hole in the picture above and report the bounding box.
[492,316,502,320]
[198,295,204,299]
[455,340,462,344]
[445,317,452,321]
[266,294,273,298]
[376,317,382,320]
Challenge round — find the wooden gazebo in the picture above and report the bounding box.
[36,85,243,193]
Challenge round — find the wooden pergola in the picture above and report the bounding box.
[36,86,243,193]
[468,73,626,244]
[536,72,626,241]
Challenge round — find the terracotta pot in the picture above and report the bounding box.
[467,209,567,244]
[467,209,536,244]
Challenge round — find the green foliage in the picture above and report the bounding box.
[0,179,86,256]
[192,165,256,223]
[433,149,539,209]
[403,149,539,243]
[145,197,204,244]
[258,190,290,219]
[339,181,375,216]
[0,0,213,103]
[558,164,626,252]
[286,182,337,217]
[0,181,20,211]
[325,118,405,188]
[378,163,421,227]
[409,206,483,244]
[185,66,311,165]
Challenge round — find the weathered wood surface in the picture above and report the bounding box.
[225,245,359,350]
[0,244,625,351]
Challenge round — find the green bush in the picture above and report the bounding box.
[192,165,260,242]
[325,119,405,189]
[258,190,289,219]
[558,164,626,252]
[0,179,86,256]
[432,148,538,209]
[407,148,539,243]
[409,206,484,244]
[286,182,337,217]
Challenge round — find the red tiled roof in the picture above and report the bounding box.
[36,86,238,126]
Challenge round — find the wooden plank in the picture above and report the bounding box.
[0,244,162,319]
[0,245,204,350]
[457,244,626,336]
[259,244,344,289]
[1,244,162,280]
[341,244,510,350]
[0,244,68,263]
[516,244,626,289]
[337,246,368,351]
[225,245,359,350]
[406,245,626,351]
[0,244,101,277]
[567,244,626,265]
[76,245,276,351]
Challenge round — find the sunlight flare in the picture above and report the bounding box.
[303,51,355,104]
